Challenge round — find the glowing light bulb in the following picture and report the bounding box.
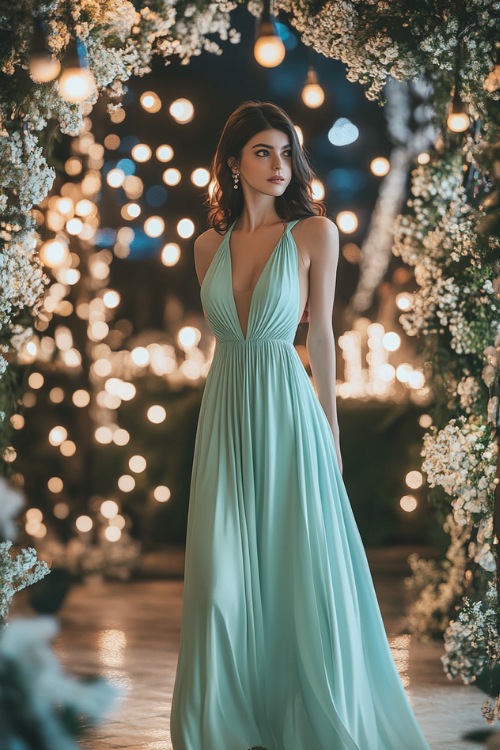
[58,39,95,103]
[169,98,194,124]
[191,168,210,187]
[161,243,181,266]
[336,211,358,234]
[254,35,285,67]
[29,19,61,82]
[144,216,164,238]
[447,90,470,133]
[131,143,152,162]
[311,179,325,201]
[107,168,125,188]
[177,218,194,238]
[39,239,70,268]
[162,168,181,186]
[301,67,325,108]
[156,145,174,162]
[254,11,286,69]
[370,157,390,177]
[140,91,162,113]
[76,515,93,532]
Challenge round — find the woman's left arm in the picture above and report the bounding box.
[301,217,342,473]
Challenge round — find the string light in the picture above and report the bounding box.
[106,168,125,188]
[129,455,147,473]
[382,332,401,351]
[147,405,167,424]
[140,91,162,113]
[39,238,70,268]
[121,203,141,220]
[144,216,164,238]
[396,293,413,311]
[161,242,181,266]
[177,218,195,238]
[131,143,152,162]
[191,168,210,187]
[400,495,418,513]
[169,98,194,124]
[311,178,325,201]
[370,157,390,177]
[336,211,358,234]
[100,499,119,519]
[76,515,93,532]
[154,486,171,503]
[254,0,285,68]
[156,145,174,162]
[163,168,181,186]
[405,470,423,489]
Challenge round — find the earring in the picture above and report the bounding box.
[232,171,240,189]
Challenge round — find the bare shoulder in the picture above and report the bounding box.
[295,215,339,247]
[194,227,225,286]
[194,227,223,254]
[293,215,339,269]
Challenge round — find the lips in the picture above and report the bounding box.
[268,177,284,183]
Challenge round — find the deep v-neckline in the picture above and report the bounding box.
[227,221,288,341]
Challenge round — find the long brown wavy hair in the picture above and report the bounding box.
[207,101,326,235]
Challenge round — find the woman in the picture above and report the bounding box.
[170,101,430,750]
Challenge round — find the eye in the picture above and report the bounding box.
[255,149,270,157]
[283,149,292,158]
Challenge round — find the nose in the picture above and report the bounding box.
[273,155,283,171]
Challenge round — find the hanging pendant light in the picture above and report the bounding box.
[29,18,61,83]
[254,0,286,68]
[447,40,470,133]
[301,65,325,108]
[447,88,470,133]
[58,37,95,103]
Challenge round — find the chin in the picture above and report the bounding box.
[262,182,289,196]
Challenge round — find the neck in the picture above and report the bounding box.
[235,192,282,232]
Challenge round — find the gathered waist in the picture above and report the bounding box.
[216,338,295,348]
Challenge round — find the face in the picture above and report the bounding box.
[230,128,293,198]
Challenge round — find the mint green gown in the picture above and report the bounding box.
[170,220,431,750]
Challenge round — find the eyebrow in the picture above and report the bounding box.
[251,143,292,149]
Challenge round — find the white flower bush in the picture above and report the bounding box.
[441,580,500,723]
[421,416,497,530]
[457,374,486,415]
[276,0,498,111]
[0,476,51,624]
[405,514,471,639]
[0,542,50,622]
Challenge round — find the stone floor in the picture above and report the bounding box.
[13,546,500,750]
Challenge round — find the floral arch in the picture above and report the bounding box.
[0,0,499,722]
